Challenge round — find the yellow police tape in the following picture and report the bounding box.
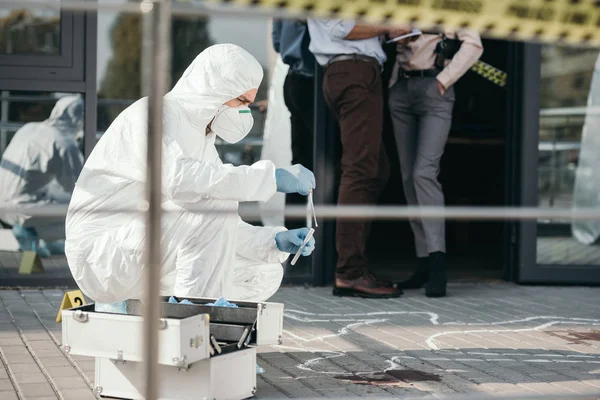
[471,60,507,87]
[208,0,600,46]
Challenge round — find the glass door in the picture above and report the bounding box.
[519,44,600,284]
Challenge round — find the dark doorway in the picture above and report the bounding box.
[369,38,511,283]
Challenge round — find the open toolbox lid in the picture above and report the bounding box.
[154,296,284,347]
[61,297,283,367]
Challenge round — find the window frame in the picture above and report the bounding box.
[0,10,84,82]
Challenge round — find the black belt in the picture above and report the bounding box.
[287,70,314,78]
[398,69,440,78]
[326,54,380,68]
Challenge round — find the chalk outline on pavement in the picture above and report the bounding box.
[279,310,600,375]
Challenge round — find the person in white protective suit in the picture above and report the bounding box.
[65,44,316,309]
[573,52,600,245]
[0,95,84,257]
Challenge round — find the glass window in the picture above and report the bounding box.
[0,7,61,56]
[0,92,84,256]
[0,5,82,81]
[537,45,600,265]
[0,91,84,155]
[96,8,271,145]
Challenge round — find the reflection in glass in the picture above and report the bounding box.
[96,8,271,167]
[97,11,215,133]
[572,54,600,246]
[537,46,600,265]
[0,8,60,55]
[0,93,84,258]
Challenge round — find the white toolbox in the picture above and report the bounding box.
[61,297,284,399]
[62,305,210,366]
[95,347,256,400]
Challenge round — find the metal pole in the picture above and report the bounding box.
[1,91,9,155]
[142,1,170,400]
[13,203,600,221]
[141,4,153,98]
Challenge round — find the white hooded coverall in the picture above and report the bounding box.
[0,95,84,241]
[572,53,600,245]
[65,44,289,304]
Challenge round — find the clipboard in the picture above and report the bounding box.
[386,28,422,44]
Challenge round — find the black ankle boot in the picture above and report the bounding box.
[426,252,447,298]
[397,257,429,289]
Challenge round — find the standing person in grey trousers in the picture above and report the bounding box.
[388,29,483,297]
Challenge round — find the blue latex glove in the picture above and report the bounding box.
[205,297,238,308]
[275,228,315,256]
[275,165,316,196]
[167,296,193,305]
[96,301,127,314]
[12,225,38,250]
[46,240,65,255]
[39,240,60,258]
[12,225,51,258]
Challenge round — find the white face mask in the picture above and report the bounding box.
[210,105,254,144]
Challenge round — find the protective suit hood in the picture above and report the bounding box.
[166,44,263,141]
[48,95,84,135]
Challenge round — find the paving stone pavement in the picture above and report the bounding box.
[0,251,75,287]
[0,283,599,399]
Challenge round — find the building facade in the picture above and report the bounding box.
[1,6,600,286]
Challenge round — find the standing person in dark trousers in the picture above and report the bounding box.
[307,19,407,298]
[272,19,316,231]
[388,29,483,297]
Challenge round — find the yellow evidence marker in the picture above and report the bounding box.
[56,290,86,322]
[18,251,44,274]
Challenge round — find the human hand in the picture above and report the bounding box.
[275,165,316,196]
[254,99,268,113]
[275,228,316,256]
[437,80,446,96]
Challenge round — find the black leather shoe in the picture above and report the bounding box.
[397,257,429,289]
[426,252,447,298]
